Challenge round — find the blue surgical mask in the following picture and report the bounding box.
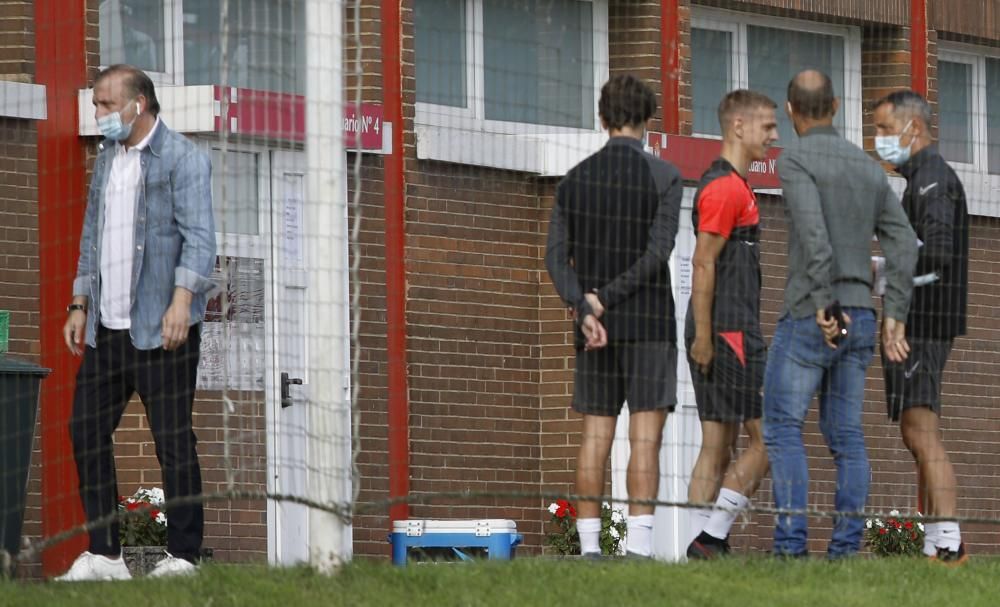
[97,100,141,142]
[875,120,914,166]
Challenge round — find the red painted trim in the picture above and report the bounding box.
[213,87,307,142]
[380,0,410,524]
[911,0,928,96]
[660,0,681,134]
[35,0,90,575]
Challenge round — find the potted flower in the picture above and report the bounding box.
[119,487,168,575]
[545,499,627,556]
[864,509,925,557]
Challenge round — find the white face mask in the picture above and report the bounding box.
[97,99,141,142]
[875,120,914,166]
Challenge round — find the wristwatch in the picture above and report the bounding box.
[66,303,87,314]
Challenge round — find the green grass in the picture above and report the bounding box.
[1,556,995,607]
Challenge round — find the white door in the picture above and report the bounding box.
[267,150,311,565]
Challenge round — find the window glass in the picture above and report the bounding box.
[938,60,973,164]
[211,149,260,236]
[986,57,1000,174]
[483,0,594,128]
[747,26,845,144]
[183,0,305,94]
[691,28,733,136]
[99,0,165,72]
[415,0,467,107]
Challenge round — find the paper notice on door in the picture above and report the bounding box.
[284,176,305,268]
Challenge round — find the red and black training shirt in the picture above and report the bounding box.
[685,157,762,349]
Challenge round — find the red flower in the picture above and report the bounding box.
[904,521,913,530]
[878,528,888,536]
[555,499,576,519]
[126,501,143,511]
[910,531,918,540]
[149,508,161,521]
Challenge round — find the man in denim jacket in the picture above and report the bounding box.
[57,64,216,581]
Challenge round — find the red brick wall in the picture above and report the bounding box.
[12,0,1000,570]
[353,0,1000,560]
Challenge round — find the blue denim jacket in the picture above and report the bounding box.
[73,121,217,350]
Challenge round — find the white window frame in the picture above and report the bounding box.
[415,0,610,135]
[691,8,863,146]
[937,43,1000,217]
[936,50,981,171]
[198,139,270,258]
[98,0,182,86]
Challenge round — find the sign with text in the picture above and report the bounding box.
[343,103,384,151]
[212,87,386,152]
[646,132,783,189]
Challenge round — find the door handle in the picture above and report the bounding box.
[280,371,303,408]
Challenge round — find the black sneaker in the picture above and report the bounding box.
[686,531,731,560]
[931,543,968,567]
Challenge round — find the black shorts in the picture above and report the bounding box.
[687,330,765,423]
[883,338,953,421]
[573,341,678,417]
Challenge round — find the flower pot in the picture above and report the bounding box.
[122,546,167,577]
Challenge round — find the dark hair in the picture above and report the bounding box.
[598,74,657,130]
[95,64,161,116]
[787,71,835,119]
[717,89,777,130]
[873,89,932,126]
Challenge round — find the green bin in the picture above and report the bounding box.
[0,356,50,567]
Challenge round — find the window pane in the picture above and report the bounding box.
[987,58,1000,174]
[692,28,733,136]
[938,61,973,164]
[211,150,259,236]
[184,0,305,94]
[484,0,595,129]
[415,0,467,107]
[99,0,165,72]
[747,26,845,144]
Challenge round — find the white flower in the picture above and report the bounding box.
[548,503,559,515]
[147,488,165,505]
[155,512,167,525]
[876,519,884,528]
[865,519,873,529]
[609,526,620,539]
[917,522,924,532]
[889,509,900,517]
[611,509,625,524]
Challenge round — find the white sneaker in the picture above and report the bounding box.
[54,551,132,582]
[147,553,197,578]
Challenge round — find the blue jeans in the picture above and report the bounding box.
[763,308,876,557]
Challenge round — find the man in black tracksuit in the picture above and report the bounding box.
[546,74,682,558]
[874,90,969,564]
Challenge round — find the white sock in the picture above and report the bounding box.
[689,508,712,540]
[577,517,601,555]
[923,522,940,557]
[627,514,655,556]
[704,488,748,540]
[936,521,962,552]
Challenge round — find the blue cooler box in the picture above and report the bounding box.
[389,519,522,566]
